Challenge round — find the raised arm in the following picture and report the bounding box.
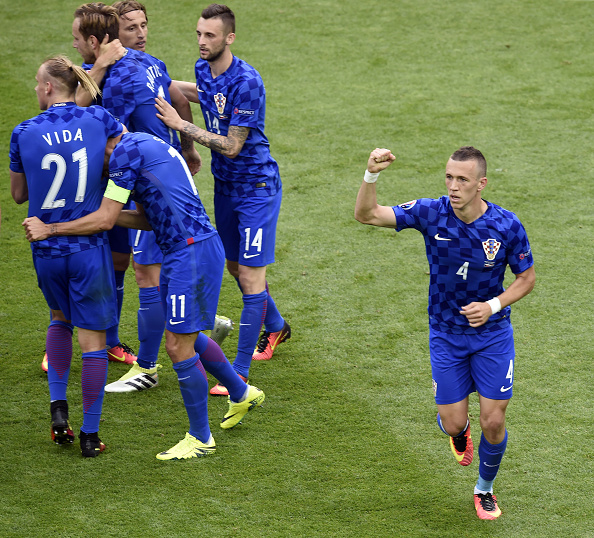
[354,148,398,228]
[155,96,248,159]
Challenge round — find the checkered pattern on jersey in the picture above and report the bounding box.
[9,103,123,259]
[108,133,216,253]
[102,49,181,150]
[195,56,281,197]
[393,196,533,335]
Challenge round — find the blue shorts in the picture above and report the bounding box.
[130,229,164,265]
[108,225,131,254]
[33,244,118,331]
[159,234,225,334]
[214,189,281,267]
[429,325,515,404]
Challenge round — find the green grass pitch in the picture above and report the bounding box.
[0,0,592,536]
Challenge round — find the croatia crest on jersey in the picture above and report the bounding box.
[214,93,226,115]
[482,238,501,261]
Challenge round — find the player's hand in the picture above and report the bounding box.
[155,96,183,130]
[96,35,126,68]
[367,148,396,173]
[22,217,50,242]
[459,301,493,328]
[182,147,202,175]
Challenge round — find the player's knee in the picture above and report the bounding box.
[479,413,506,440]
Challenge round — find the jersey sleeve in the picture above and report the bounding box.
[392,198,438,233]
[229,75,264,129]
[89,106,124,139]
[505,217,534,274]
[107,138,142,193]
[9,123,26,173]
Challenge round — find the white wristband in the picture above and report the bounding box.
[364,170,380,183]
[486,297,502,315]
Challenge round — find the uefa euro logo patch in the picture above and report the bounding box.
[482,238,501,261]
[399,200,417,210]
[214,93,226,115]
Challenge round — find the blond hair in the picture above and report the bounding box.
[43,55,101,101]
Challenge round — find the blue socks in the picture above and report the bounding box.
[195,332,248,402]
[263,282,285,333]
[137,286,164,369]
[47,320,74,402]
[80,350,108,433]
[173,354,211,443]
[475,430,508,494]
[232,291,267,378]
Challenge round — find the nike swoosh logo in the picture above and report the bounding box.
[132,250,143,254]
[239,323,251,326]
[243,253,260,259]
[483,462,500,467]
[434,234,452,241]
[500,385,513,392]
[169,320,185,325]
[178,376,190,381]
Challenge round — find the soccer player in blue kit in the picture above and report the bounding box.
[10,55,124,457]
[71,2,205,389]
[355,147,535,520]
[23,132,266,460]
[155,4,290,396]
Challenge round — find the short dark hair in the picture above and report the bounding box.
[450,146,487,178]
[201,3,235,34]
[112,0,148,21]
[74,3,120,42]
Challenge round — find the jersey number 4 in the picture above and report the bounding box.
[41,149,88,209]
[456,262,469,281]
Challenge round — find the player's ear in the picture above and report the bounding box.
[226,32,235,46]
[477,177,487,191]
[89,34,99,50]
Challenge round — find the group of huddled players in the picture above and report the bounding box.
[10,2,290,461]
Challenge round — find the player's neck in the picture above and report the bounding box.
[47,95,75,108]
[453,199,488,224]
[209,51,233,78]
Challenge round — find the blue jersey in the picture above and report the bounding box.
[9,102,123,259]
[102,49,180,150]
[195,56,280,197]
[106,132,217,254]
[393,196,534,335]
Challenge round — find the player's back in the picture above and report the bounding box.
[109,132,217,253]
[9,103,123,257]
[103,49,180,150]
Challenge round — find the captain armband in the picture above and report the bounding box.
[364,170,380,184]
[486,297,502,315]
[104,179,131,204]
